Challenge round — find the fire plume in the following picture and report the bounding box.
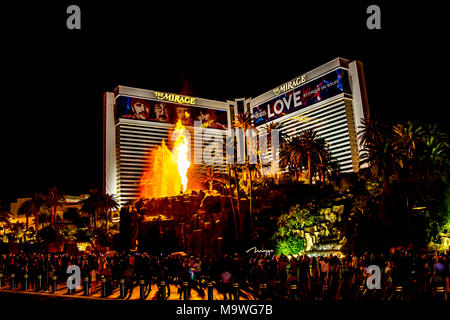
[172,120,191,192]
[139,120,191,198]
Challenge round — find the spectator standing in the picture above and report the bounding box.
[221,268,232,300]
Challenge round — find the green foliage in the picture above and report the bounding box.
[273,204,319,254]
[277,205,318,232]
[275,236,305,256]
[440,219,450,234]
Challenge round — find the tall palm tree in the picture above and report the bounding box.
[17,200,33,235]
[199,166,227,192]
[358,118,398,189]
[79,189,102,231]
[11,222,25,242]
[309,132,334,184]
[264,122,287,180]
[0,209,13,236]
[226,165,240,241]
[17,193,45,233]
[358,118,386,150]
[232,165,244,238]
[224,132,243,240]
[393,121,424,161]
[45,187,66,224]
[38,212,52,229]
[315,153,340,184]
[279,135,305,181]
[419,129,450,178]
[300,129,327,184]
[392,121,425,177]
[279,128,334,184]
[233,110,254,134]
[102,193,119,233]
[265,122,288,144]
[233,111,256,235]
[223,134,241,241]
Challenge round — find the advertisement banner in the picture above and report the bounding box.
[252,68,351,125]
[115,96,228,129]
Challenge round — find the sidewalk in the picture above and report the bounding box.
[0,282,255,301]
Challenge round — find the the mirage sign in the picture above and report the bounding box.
[251,69,351,126]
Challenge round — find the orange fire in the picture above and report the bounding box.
[172,120,191,192]
[139,120,191,198]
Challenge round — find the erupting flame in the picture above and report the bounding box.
[172,120,191,192]
[139,120,191,199]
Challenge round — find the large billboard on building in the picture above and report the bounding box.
[116,95,228,129]
[251,68,351,125]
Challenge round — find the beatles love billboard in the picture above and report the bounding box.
[252,68,351,125]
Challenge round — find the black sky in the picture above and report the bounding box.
[0,1,448,203]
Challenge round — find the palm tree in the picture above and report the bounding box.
[299,129,328,184]
[289,135,307,181]
[279,128,335,184]
[233,110,254,134]
[11,222,25,242]
[17,200,32,234]
[393,121,424,161]
[316,155,340,184]
[232,165,245,238]
[102,193,119,233]
[226,166,240,241]
[224,133,243,240]
[358,118,386,150]
[17,193,45,233]
[38,212,52,229]
[0,209,13,236]
[309,132,334,184]
[17,202,33,236]
[79,189,102,231]
[264,122,287,180]
[233,110,256,235]
[223,134,241,241]
[358,118,398,189]
[419,127,450,178]
[45,187,66,224]
[199,167,227,192]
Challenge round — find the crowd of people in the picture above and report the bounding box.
[0,249,449,301]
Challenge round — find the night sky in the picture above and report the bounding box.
[0,1,447,203]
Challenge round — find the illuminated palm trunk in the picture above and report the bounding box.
[35,213,39,232]
[307,151,312,184]
[227,165,239,241]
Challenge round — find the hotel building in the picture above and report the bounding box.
[103,86,231,206]
[104,57,369,206]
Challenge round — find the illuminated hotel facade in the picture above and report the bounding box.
[103,86,231,206]
[247,57,369,173]
[104,57,369,206]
